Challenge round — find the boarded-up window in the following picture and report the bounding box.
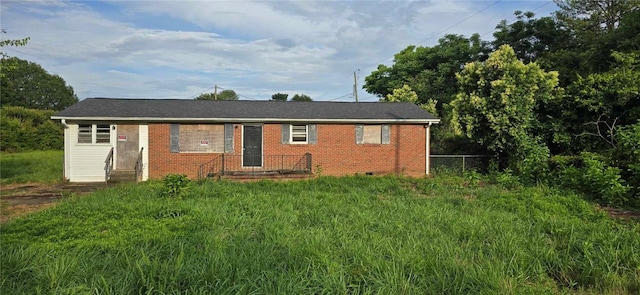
[179,124,224,153]
[363,125,382,144]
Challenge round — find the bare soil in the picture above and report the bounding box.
[0,182,105,223]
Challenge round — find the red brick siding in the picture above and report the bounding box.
[148,123,427,179]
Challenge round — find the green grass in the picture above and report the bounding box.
[1,175,639,294]
[0,150,63,185]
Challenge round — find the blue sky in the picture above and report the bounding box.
[1,0,559,102]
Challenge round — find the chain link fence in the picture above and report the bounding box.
[430,155,500,174]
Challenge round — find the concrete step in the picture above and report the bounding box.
[108,170,137,183]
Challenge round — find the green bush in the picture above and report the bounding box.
[612,122,640,205]
[0,106,63,152]
[162,174,190,198]
[549,153,629,206]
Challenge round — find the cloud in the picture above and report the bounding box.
[1,0,559,101]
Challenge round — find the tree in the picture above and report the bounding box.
[451,45,561,180]
[290,94,312,102]
[1,29,30,78]
[195,89,239,100]
[271,93,288,101]
[382,84,418,103]
[1,57,78,110]
[363,34,490,117]
[492,11,571,64]
[564,51,640,150]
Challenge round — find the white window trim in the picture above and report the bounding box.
[290,124,308,144]
[77,124,112,145]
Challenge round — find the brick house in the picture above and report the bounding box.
[52,98,440,182]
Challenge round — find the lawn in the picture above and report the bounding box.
[0,150,63,185]
[1,175,639,294]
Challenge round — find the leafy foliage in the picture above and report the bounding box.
[0,106,63,152]
[290,94,313,102]
[0,30,30,77]
[612,122,640,203]
[549,153,630,206]
[381,84,418,103]
[450,45,560,181]
[271,93,288,101]
[162,174,190,198]
[195,89,239,100]
[0,58,78,110]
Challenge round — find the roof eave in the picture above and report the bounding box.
[51,116,441,124]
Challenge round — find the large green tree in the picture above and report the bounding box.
[195,89,239,100]
[563,51,640,150]
[363,34,490,117]
[1,57,78,110]
[451,45,561,179]
[0,30,30,78]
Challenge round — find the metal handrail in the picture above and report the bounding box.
[104,147,114,184]
[198,154,313,179]
[135,147,144,182]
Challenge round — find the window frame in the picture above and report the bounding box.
[77,123,112,145]
[290,124,308,144]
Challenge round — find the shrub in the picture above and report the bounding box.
[0,106,63,152]
[611,122,640,206]
[162,174,190,198]
[549,153,629,206]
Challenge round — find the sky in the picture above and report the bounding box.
[1,0,559,102]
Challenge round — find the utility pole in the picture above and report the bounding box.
[214,85,218,100]
[353,72,358,102]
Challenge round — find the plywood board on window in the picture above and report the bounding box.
[179,124,224,152]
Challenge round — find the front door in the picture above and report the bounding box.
[243,125,262,167]
[116,124,139,170]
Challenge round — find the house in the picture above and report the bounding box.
[51,98,440,182]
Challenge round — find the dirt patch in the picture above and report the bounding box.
[601,207,640,222]
[0,182,105,223]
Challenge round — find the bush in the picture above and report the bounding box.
[0,106,63,152]
[162,174,190,198]
[611,122,640,205]
[549,153,629,207]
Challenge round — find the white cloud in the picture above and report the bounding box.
[1,0,559,101]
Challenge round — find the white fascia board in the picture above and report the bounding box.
[52,116,441,124]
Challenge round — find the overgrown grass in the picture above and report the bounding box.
[1,175,639,294]
[0,150,63,185]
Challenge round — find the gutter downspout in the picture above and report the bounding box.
[60,119,70,182]
[425,122,432,175]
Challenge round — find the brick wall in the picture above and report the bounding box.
[148,123,428,179]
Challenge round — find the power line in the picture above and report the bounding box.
[479,1,553,38]
[359,0,503,72]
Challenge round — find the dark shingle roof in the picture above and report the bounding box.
[52,98,439,123]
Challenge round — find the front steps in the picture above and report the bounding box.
[108,170,137,183]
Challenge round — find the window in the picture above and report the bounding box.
[356,124,390,145]
[179,124,224,153]
[95,125,111,143]
[290,125,308,143]
[363,125,382,144]
[281,124,316,144]
[77,124,111,144]
[78,124,92,143]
